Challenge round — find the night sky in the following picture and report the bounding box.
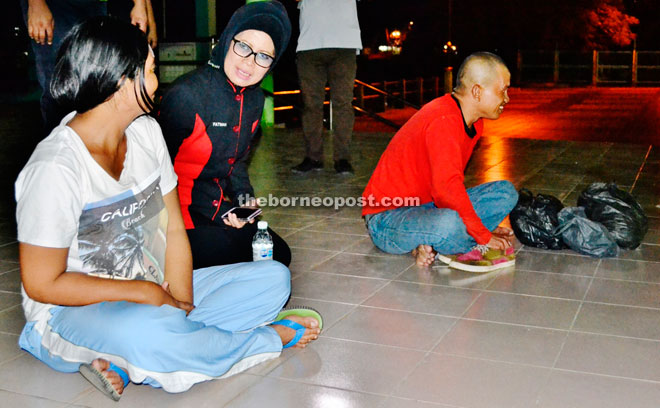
[2,0,659,89]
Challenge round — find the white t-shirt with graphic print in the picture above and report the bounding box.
[15,112,178,324]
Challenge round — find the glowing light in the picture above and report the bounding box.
[314,394,351,408]
[443,41,458,54]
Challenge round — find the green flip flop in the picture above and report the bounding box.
[272,306,323,348]
[275,305,323,331]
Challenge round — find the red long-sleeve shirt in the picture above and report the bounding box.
[362,94,492,245]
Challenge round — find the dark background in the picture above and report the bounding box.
[2,0,659,93]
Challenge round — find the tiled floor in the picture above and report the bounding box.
[1,93,660,407]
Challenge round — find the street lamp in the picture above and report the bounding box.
[443,41,457,55]
[442,41,457,94]
[389,29,402,46]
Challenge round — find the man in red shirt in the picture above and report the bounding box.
[362,52,518,272]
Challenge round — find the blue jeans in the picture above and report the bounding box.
[21,0,107,134]
[366,181,518,255]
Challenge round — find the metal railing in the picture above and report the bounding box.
[269,76,442,130]
[517,50,660,86]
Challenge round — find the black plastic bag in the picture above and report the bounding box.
[557,207,619,258]
[577,182,648,249]
[510,188,565,250]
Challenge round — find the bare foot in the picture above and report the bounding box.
[271,314,321,349]
[412,244,436,267]
[493,226,513,237]
[91,358,125,396]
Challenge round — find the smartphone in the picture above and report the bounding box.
[221,207,262,222]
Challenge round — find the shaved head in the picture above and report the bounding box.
[453,52,508,93]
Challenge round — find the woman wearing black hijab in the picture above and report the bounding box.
[159,0,292,269]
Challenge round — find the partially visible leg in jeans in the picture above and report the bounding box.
[327,49,357,161]
[367,180,518,255]
[468,180,518,231]
[367,202,473,255]
[297,50,328,162]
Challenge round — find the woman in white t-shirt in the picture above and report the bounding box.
[15,16,322,401]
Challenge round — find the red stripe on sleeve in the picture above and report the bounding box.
[173,114,213,229]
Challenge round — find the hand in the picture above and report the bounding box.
[493,226,514,237]
[240,200,258,225]
[486,234,512,250]
[130,0,148,32]
[27,0,54,45]
[222,212,249,229]
[160,281,194,314]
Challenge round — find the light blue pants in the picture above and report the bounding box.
[366,181,518,255]
[18,261,290,393]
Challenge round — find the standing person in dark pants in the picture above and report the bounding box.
[158,1,292,269]
[20,0,152,135]
[290,0,362,175]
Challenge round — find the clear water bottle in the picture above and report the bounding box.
[252,220,273,261]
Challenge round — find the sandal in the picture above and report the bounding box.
[79,361,129,401]
[271,306,323,349]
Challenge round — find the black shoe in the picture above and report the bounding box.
[334,159,354,174]
[291,157,323,173]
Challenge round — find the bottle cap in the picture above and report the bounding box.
[257,220,268,230]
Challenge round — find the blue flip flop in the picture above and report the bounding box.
[79,361,129,401]
[271,306,323,349]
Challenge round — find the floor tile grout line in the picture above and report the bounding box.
[297,250,345,272]
[577,299,660,312]
[294,269,393,282]
[383,286,489,402]
[424,350,575,372]
[0,303,23,314]
[520,246,660,262]
[377,397,465,408]
[588,273,660,286]
[347,262,441,402]
[549,258,600,373]
[497,266,596,279]
[68,388,101,406]
[289,246,340,255]
[0,268,20,277]
[225,373,401,405]
[0,387,75,405]
[346,303,660,342]
[318,334,434,354]
[528,152,601,408]
[550,367,660,385]
[490,264,660,286]
[565,329,660,343]
[339,250,403,259]
[291,228,368,237]
[0,351,25,369]
[293,266,660,307]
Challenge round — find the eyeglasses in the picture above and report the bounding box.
[231,38,274,68]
